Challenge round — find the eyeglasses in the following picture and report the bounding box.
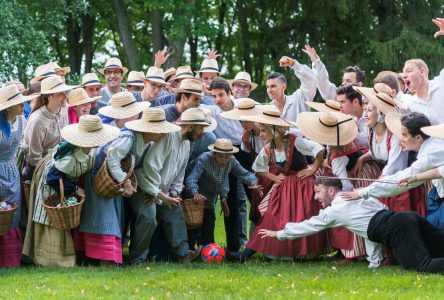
[233,83,251,91]
[149,82,164,90]
[104,70,123,76]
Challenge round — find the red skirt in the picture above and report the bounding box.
[84,232,122,264]
[0,228,22,267]
[247,174,330,257]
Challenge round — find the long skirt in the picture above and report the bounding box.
[84,233,122,264]
[0,228,22,267]
[247,173,330,257]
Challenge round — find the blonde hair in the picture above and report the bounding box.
[405,59,429,77]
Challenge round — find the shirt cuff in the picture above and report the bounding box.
[359,188,369,200]
[291,60,302,72]
[276,230,287,240]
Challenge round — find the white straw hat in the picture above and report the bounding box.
[240,109,295,127]
[61,115,120,147]
[98,92,150,119]
[202,108,217,133]
[175,66,195,80]
[385,112,403,140]
[164,68,177,81]
[125,107,181,133]
[296,112,358,146]
[126,71,145,87]
[68,88,101,107]
[220,98,267,120]
[354,84,406,114]
[99,57,129,76]
[306,100,340,113]
[81,73,102,87]
[145,67,170,85]
[30,64,57,85]
[421,123,444,139]
[175,107,210,126]
[0,85,40,111]
[40,76,78,95]
[172,79,203,97]
[196,59,223,75]
[208,138,239,153]
[227,71,258,91]
[47,61,70,75]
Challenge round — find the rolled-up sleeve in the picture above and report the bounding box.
[107,135,134,183]
[252,148,270,173]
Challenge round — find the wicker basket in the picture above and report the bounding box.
[43,178,85,230]
[181,199,204,229]
[92,155,137,198]
[0,201,17,236]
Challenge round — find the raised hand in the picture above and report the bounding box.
[302,45,319,61]
[205,49,220,60]
[279,56,296,68]
[432,18,444,38]
[154,50,170,68]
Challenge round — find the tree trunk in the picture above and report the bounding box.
[236,0,251,74]
[66,0,83,75]
[151,8,164,52]
[189,35,198,71]
[111,0,140,69]
[82,13,96,73]
[215,1,227,53]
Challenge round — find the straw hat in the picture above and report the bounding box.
[385,112,403,140]
[220,98,267,120]
[81,73,102,87]
[208,138,239,154]
[202,108,217,133]
[30,64,57,85]
[421,123,444,139]
[145,67,170,85]
[0,85,40,111]
[126,71,145,87]
[61,115,120,148]
[240,109,294,127]
[164,68,177,81]
[172,79,203,97]
[306,100,340,113]
[196,59,223,75]
[296,112,358,146]
[175,107,210,126]
[98,92,150,119]
[40,76,78,95]
[227,71,258,91]
[68,88,101,107]
[354,84,406,113]
[175,66,195,80]
[99,57,128,76]
[125,107,181,134]
[47,61,70,75]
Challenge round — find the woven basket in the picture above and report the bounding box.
[43,178,85,230]
[0,201,17,236]
[92,155,137,198]
[182,199,204,229]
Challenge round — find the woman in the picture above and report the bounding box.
[0,85,39,267]
[67,88,100,124]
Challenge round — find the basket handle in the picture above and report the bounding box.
[121,155,136,185]
[59,178,66,206]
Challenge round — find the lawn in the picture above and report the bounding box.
[2,204,444,299]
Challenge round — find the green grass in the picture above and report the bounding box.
[2,203,444,299]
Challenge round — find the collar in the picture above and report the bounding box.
[73,147,89,162]
[41,105,60,119]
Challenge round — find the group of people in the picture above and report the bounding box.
[1,17,444,274]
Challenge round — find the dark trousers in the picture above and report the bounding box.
[368,210,444,273]
[188,208,216,249]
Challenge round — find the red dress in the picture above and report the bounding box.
[247,135,330,257]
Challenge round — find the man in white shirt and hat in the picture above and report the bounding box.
[228,71,258,100]
[132,67,172,106]
[126,71,145,92]
[80,73,102,114]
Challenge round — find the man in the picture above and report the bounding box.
[196,50,222,104]
[228,71,258,100]
[128,108,209,264]
[336,84,368,151]
[162,79,203,122]
[266,55,317,122]
[94,57,128,114]
[126,71,145,92]
[302,45,365,100]
[132,67,171,106]
[259,175,444,273]
[81,73,102,114]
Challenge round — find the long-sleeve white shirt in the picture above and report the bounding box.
[203,102,244,146]
[312,59,338,101]
[359,137,444,199]
[370,131,408,176]
[277,194,385,268]
[355,117,369,150]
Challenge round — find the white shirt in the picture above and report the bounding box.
[203,103,244,145]
[370,131,408,176]
[395,69,444,125]
[277,194,385,268]
[360,137,444,199]
[312,59,338,101]
[355,117,369,150]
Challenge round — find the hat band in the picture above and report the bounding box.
[83,125,103,133]
[199,67,219,72]
[176,71,194,77]
[238,105,255,110]
[148,118,167,123]
[121,101,136,108]
[146,76,166,81]
[6,92,21,101]
[319,117,353,146]
[182,88,202,94]
[214,146,234,152]
[375,95,395,107]
[235,79,251,83]
[48,82,64,91]
[325,103,340,111]
[106,64,123,69]
[263,112,280,118]
[83,79,100,86]
[128,80,144,84]
[179,119,206,123]
[40,71,56,77]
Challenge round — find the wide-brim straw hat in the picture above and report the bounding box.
[196,58,223,75]
[220,98,267,120]
[175,107,210,126]
[202,108,217,133]
[99,57,129,76]
[175,66,195,80]
[47,61,70,75]
[98,92,150,119]
[0,85,40,111]
[296,112,358,146]
[68,88,101,107]
[227,71,258,91]
[354,84,405,114]
[30,64,57,85]
[385,112,403,139]
[125,107,181,133]
[145,67,170,85]
[61,115,120,147]
[239,109,294,127]
[172,79,203,97]
[126,71,145,87]
[208,138,239,153]
[306,100,340,113]
[81,73,102,87]
[40,76,78,95]
[421,123,444,139]
[164,68,177,81]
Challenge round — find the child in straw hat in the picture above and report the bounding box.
[22,115,119,267]
[0,85,39,267]
[185,138,261,249]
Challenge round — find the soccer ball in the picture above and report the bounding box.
[201,243,225,263]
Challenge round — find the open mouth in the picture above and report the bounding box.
[404,79,411,90]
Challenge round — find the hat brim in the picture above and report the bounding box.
[125,82,145,87]
[305,101,340,113]
[208,144,239,154]
[99,66,129,76]
[385,112,403,140]
[196,70,224,75]
[0,93,40,112]
[125,119,181,134]
[354,86,398,115]
[227,79,258,91]
[82,82,103,88]
[41,84,78,95]
[296,112,358,146]
[175,74,195,80]
[56,67,71,75]
[30,75,55,85]
[171,88,203,97]
[175,120,210,126]
[61,123,120,148]
[239,112,295,127]
[421,123,444,139]
[68,96,101,107]
[204,117,217,133]
[98,101,150,119]
[219,105,267,121]
[145,78,170,86]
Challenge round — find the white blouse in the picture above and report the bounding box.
[370,131,408,176]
